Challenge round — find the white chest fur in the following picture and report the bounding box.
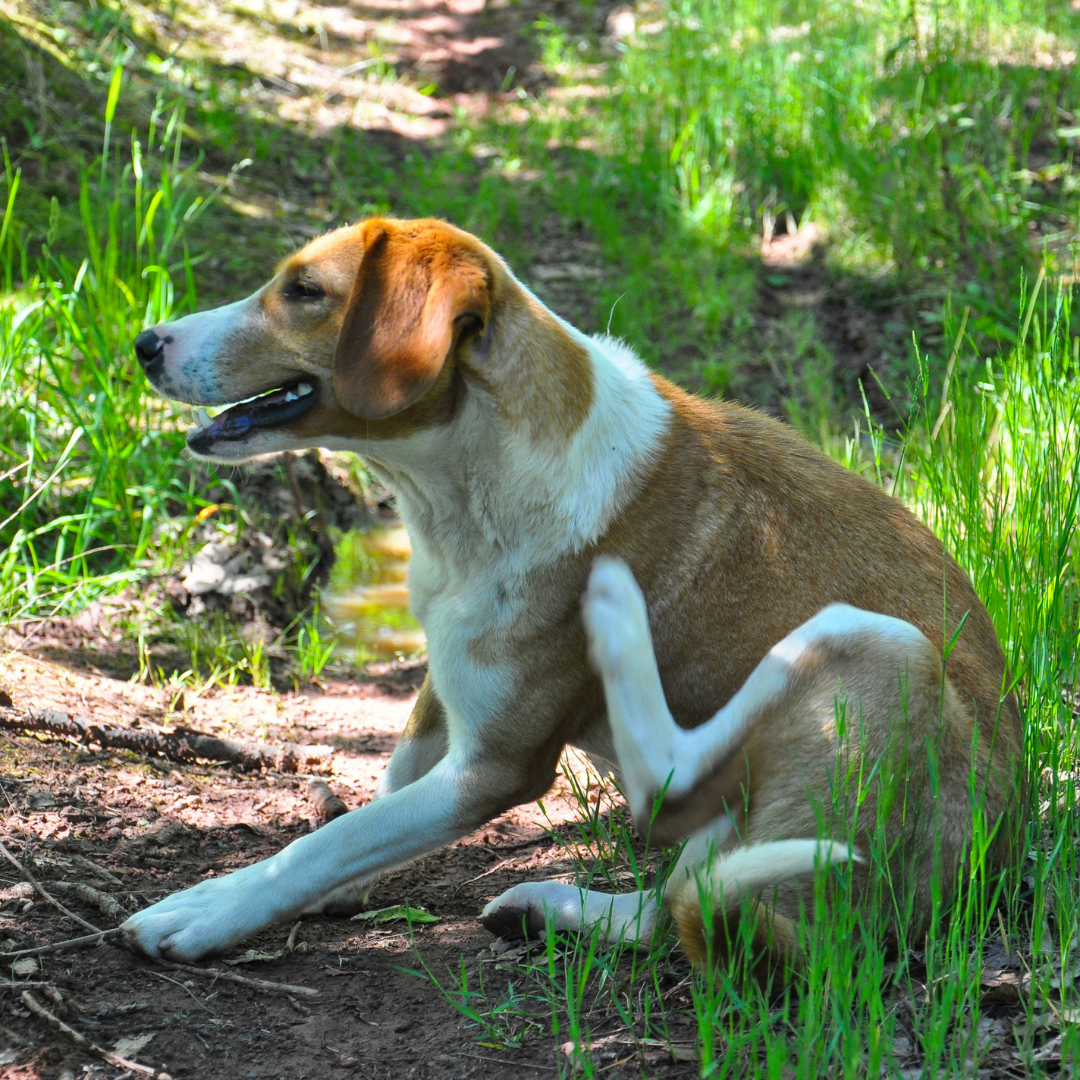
[371,331,672,754]
[407,538,518,755]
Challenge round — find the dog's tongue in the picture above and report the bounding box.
[187,381,318,449]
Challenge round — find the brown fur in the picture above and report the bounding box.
[247,218,595,446]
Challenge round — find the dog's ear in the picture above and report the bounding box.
[333,226,490,419]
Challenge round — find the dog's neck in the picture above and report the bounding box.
[352,288,672,574]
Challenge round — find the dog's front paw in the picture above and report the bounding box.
[582,556,652,675]
[122,871,272,961]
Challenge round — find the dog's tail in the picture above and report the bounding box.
[669,839,858,967]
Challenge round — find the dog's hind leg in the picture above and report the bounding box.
[481,814,734,947]
[580,555,758,834]
[581,555,933,844]
[374,677,449,799]
[481,881,660,947]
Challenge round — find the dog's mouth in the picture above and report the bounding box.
[186,380,319,452]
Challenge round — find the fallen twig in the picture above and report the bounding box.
[50,881,127,925]
[146,970,218,1015]
[0,928,121,959]
[0,839,104,935]
[451,854,526,894]
[21,990,173,1079]
[0,706,333,772]
[306,778,349,823]
[287,994,311,1016]
[154,959,320,998]
[71,854,126,888]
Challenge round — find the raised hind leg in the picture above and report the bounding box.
[579,555,933,845]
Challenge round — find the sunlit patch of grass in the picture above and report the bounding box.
[604,0,1080,333]
[0,81,223,624]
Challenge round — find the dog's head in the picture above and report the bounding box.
[134,218,504,461]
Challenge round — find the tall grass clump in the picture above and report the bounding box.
[0,74,217,622]
[610,0,1080,336]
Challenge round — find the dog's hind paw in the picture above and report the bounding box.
[481,881,593,942]
[581,556,652,676]
[481,894,548,937]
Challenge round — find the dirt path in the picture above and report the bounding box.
[0,648,696,1078]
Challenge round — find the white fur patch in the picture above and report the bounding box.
[585,565,934,819]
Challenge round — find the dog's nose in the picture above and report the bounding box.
[134,329,164,370]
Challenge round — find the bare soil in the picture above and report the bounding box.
[0,642,703,1079]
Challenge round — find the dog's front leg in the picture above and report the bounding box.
[304,677,449,917]
[122,752,493,962]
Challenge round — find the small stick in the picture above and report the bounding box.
[20,991,173,1079]
[146,970,217,1015]
[452,855,525,894]
[154,959,319,998]
[0,839,104,935]
[51,881,127,925]
[72,855,126,888]
[286,920,305,951]
[287,994,311,1016]
[306,779,349,823]
[0,928,121,959]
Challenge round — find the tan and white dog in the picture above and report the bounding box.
[124,218,1022,967]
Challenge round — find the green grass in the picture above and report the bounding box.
[2,0,1080,1072]
[605,0,1080,318]
[0,87,210,622]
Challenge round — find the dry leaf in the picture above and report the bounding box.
[11,957,37,977]
[980,967,1021,1004]
[112,1032,154,1058]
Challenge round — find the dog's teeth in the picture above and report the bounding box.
[194,408,212,430]
[284,391,298,402]
[296,382,313,397]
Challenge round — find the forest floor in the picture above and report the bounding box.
[0,637,701,1080]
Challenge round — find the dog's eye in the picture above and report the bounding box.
[285,279,325,301]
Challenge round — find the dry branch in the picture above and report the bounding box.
[0,928,121,960]
[154,959,320,998]
[21,990,172,1079]
[0,706,333,772]
[71,854,126,887]
[306,779,350,823]
[50,881,127,925]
